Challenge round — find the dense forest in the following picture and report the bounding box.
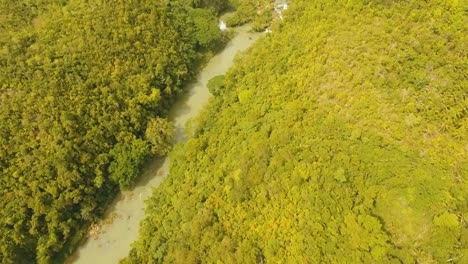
[224,0,275,31]
[0,0,232,262]
[125,0,467,263]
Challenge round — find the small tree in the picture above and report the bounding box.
[108,136,151,189]
[207,75,225,95]
[145,117,174,156]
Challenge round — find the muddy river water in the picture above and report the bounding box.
[69,24,261,264]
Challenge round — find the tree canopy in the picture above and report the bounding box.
[0,0,227,262]
[125,0,467,263]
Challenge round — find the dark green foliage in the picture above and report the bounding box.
[145,117,174,156]
[0,0,226,262]
[108,136,151,189]
[177,0,228,14]
[225,0,275,31]
[189,8,224,50]
[125,0,467,263]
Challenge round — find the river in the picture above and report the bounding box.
[68,24,261,264]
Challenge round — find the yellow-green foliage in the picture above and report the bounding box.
[126,0,467,263]
[0,0,226,262]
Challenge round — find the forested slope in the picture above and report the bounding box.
[126,0,467,263]
[0,0,226,262]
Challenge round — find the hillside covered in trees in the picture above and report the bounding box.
[0,0,231,262]
[125,0,467,263]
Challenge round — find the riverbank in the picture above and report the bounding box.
[67,24,262,264]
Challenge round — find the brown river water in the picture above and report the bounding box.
[68,24,262,264]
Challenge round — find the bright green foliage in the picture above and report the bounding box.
[433,213,460,228]
[125,0,467,263]
[207,75,225,95]
[0,0,226,262]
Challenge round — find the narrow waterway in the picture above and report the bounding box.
[68,24,261,264]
